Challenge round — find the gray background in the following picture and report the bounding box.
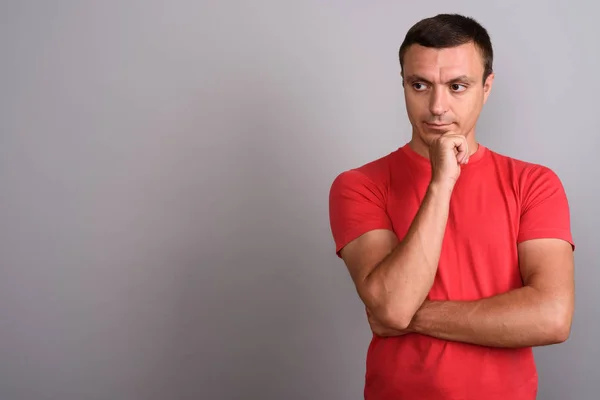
[1,1,597,399]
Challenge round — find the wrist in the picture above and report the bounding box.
[427,179,455,199]
[408,300,434,333]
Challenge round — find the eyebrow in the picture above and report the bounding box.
[404,74,476,85]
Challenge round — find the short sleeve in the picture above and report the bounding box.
[518,166,575,250]
[328,169,394,258]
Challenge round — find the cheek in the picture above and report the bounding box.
[403,95,415,117]
[455,95,480,116]
[405,94,427,117]
[454,96,483,125]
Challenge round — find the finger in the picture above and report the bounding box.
[445,136,468,163]
[460,140,469,162]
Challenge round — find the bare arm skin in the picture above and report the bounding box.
[340,182,453,330]
[373,238,574,348]
[340,135,470,330]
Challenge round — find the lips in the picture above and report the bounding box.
[425,123,452,128]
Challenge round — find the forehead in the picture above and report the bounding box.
[403,42,484,81]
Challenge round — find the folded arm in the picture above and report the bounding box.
[340,182,453,330]
[377,238,574,347]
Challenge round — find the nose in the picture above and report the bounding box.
[429,86,448,116]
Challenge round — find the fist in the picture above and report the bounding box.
[429,133,469,187]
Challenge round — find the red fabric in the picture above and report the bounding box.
[328,143,574,400]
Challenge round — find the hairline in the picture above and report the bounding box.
[400,42,490,83]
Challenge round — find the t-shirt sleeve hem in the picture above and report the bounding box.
[517,229,575,250]
[335,222,395,258]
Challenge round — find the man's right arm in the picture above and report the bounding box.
[337,134,469,331]
[340,181,453,330]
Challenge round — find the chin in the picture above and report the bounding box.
[420,129,449,140]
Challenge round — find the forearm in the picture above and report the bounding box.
[365,182,453,329]
[409,286,570,348]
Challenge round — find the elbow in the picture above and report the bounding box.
[375,302,416,331]
[549,316,572,344]
[361,278,418,331]
[546,303,573,344]
[360,296,414,331]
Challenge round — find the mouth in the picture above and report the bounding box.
[424,122,453,130]
[425,122,452,127]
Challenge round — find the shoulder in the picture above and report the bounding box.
[485,147,569,207]
[329,149,400,199]
[486,147,565,187]
[488,149,576,249]
[328,150,400,257]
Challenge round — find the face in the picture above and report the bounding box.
[402,42,494,150]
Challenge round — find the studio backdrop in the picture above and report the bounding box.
[1,1,598,399]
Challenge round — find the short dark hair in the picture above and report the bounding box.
[398,14,494,83]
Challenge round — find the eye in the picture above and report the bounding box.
[451,83,467,92]
[412,83,428,91]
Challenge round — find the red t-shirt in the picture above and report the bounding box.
[328,143,574,400]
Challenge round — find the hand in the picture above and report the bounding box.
[366,307,410,337]
[429,133,469,188]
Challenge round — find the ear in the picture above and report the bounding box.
[483,72,495,104]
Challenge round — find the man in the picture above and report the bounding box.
[328,13,575,400]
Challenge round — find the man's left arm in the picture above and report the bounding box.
[407,237,574,348]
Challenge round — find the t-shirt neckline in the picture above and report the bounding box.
[400,141,488,168]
